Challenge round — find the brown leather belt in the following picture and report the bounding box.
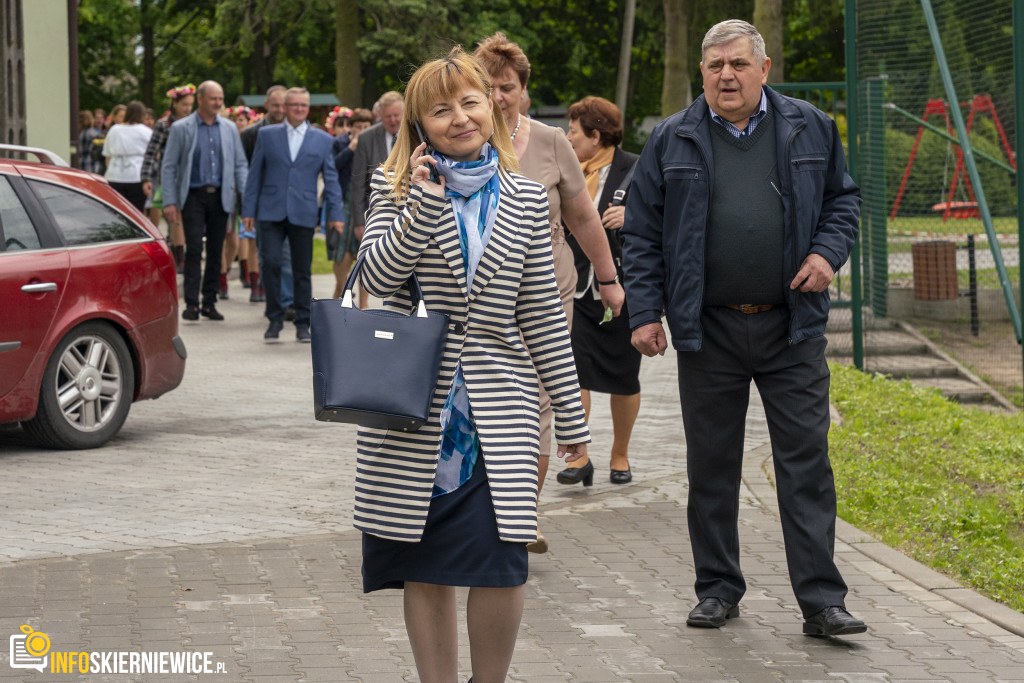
[725,304,776,314]
[190,185,220,194]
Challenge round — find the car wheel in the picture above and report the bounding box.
[23,322,135,450]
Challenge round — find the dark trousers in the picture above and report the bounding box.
[676,305,848,617]
[259,219,313,326]
[109,181,147,213]
[181,188,228,309]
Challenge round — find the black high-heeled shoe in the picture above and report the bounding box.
[556,460,594,486]
[610,467,632,484]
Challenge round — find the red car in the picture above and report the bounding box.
[0,145,186,449]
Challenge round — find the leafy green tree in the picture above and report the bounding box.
[78,0,140,110]
[78,0,897,139]
[784,0,844,83]
[79,0,219,112]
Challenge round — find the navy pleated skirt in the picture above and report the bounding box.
[361,456,529,592]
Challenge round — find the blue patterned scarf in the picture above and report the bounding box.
[430,144,502,498]
[431,143,500,287]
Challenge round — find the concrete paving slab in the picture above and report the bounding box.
[2,273,1023,681]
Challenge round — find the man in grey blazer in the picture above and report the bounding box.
[349,91,403,244]
[161,80,248,321]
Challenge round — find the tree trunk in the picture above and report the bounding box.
[615,0,637,118]
[140,0,155,107]
[336,0,362,106]
[753,0,784,83]
[250,20,278,95]
[661,0,692,117]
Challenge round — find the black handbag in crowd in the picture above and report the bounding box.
[310,254,449,431]
[325,224,341,255]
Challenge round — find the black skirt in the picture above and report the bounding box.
[571,293,642,395]
[361,455,528,592]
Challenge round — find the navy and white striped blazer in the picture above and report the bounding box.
[354,167,590,544]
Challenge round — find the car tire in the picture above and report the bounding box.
[23,322,135,450]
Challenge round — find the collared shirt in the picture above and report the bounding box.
[709,89,768,139]
[189,116,222,188]
[287,120,309,161]
[385,130,396,155]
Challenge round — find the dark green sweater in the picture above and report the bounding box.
[704,106,786,306]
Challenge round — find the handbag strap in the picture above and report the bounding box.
[342,252,429,317]
[609,161,637,207]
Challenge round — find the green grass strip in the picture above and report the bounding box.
[312,235,334,275]
[828,364,1024,612]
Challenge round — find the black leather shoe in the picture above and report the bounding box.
[803,606,866,637]
[200,305,224,321]
[181,305,199,321]
[686,597,739,628]
[296,326,311,343]
[264,321,283,343]
[556,460,594,486]
[610,468,632,484]
[284,305,296,322]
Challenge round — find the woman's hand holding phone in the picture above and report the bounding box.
[411,141,445,198]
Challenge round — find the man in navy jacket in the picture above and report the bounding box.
[621,20,864,638]
[243,87,343,342]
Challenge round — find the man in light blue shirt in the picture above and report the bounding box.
[242,87,343,342]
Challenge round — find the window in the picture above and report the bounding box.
[0,174,39,251]
[27,179,147,245]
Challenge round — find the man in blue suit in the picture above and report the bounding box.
[162,80,249,321]
[242,87,343,342]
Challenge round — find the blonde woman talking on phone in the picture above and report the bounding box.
[354,47,590,683]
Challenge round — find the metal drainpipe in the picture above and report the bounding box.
[845,0,864,370]
[68,0,79,168]
[1014,0,1024,393]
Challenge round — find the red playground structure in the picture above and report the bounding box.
[889,94,1016,221]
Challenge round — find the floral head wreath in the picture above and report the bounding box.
[326,106,354,128]
[226,105,254,120]
[167,83,196,101]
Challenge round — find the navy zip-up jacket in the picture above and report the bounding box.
[621,86,860,350]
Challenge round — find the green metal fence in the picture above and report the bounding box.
[838,0,1024,408]
[777,1,1024,408]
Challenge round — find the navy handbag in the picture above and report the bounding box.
[310,254,449,431]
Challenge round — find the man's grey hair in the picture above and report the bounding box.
[701,19,767,64]
[265,84,286,103]
[378,90,404,108]
[285,86,310,101]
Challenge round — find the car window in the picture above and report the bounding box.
[0,175,41,251]
[27,179,147,245]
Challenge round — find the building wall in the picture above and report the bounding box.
[23,0,70,161]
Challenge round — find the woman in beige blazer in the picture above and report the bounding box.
[355,47,590,683]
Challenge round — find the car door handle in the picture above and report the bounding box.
[21,282,58,293]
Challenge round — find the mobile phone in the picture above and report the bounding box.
[413,122,434,155]
[413,122,439,182]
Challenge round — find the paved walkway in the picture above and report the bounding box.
[2,273,1023,681]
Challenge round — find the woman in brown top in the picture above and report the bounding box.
[475,33,626,553]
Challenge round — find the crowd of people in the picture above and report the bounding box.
[77,19,865,683]
[80,83,381,333]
